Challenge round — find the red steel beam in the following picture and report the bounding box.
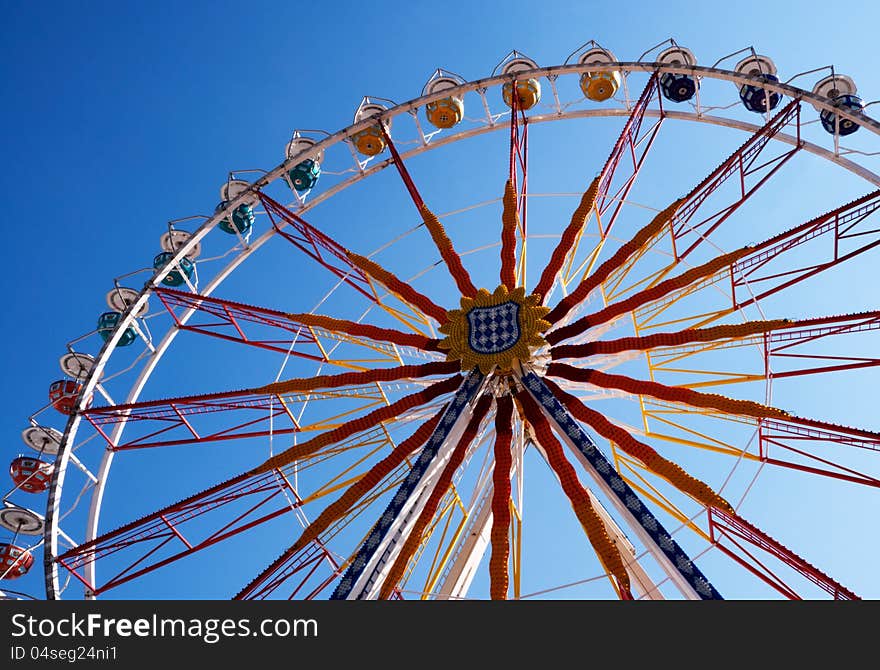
[546,74,664,298]
[708,508,859,600]
[730,191,880,310]
[56,428,393,597]
[235,519,351,600]
[670,98,802,262]
[592,72,663,235]
[756,417,880,488]
[57,469,295,595]
[235,464,411,600]
[641,395,880,488]
[80,385,392,450]
[605,98,802,303]
[154,287,400,361]
[634,193,880,329]
[259,191,375,300]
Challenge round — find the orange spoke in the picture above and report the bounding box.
[238,409,446,598]
[252,375,462,474]
[547,246,753,345]
[532,177,600,301]
[283,312,442,352]
[419,203,479,297]
[500,180,519,289]
[379,117,478,298]
[545,197,683,324]
[547,363,789,421]
[543,378,732,512]
[256,361,459,395]
[516,389,632,599]
[347,251,448,323]
[378,394,494,598]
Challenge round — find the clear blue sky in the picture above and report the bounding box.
[3,1,880,600]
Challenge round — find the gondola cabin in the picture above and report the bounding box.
[9,456,53,494]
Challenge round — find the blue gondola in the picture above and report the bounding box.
[153,252,195,287]
[96,311,136,346]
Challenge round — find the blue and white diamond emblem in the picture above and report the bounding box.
[466,301,521,355]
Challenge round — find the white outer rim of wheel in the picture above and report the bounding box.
[43,60,880,599]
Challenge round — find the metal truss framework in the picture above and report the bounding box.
[34,58,880,602]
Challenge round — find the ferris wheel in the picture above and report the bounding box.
[5,38,880,601]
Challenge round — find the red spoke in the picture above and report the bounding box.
[489,395,514,599]
[510,87,529,287]
[757,417,880,487]
[253,375,462,473]
[381,122,425,210]
[238,542,341,600]
[83,393,313,451]
[261,190,447,325]
[516,388,633,599]
[552,318,789,358]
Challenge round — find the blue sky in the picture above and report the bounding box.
[3,1,880,600]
